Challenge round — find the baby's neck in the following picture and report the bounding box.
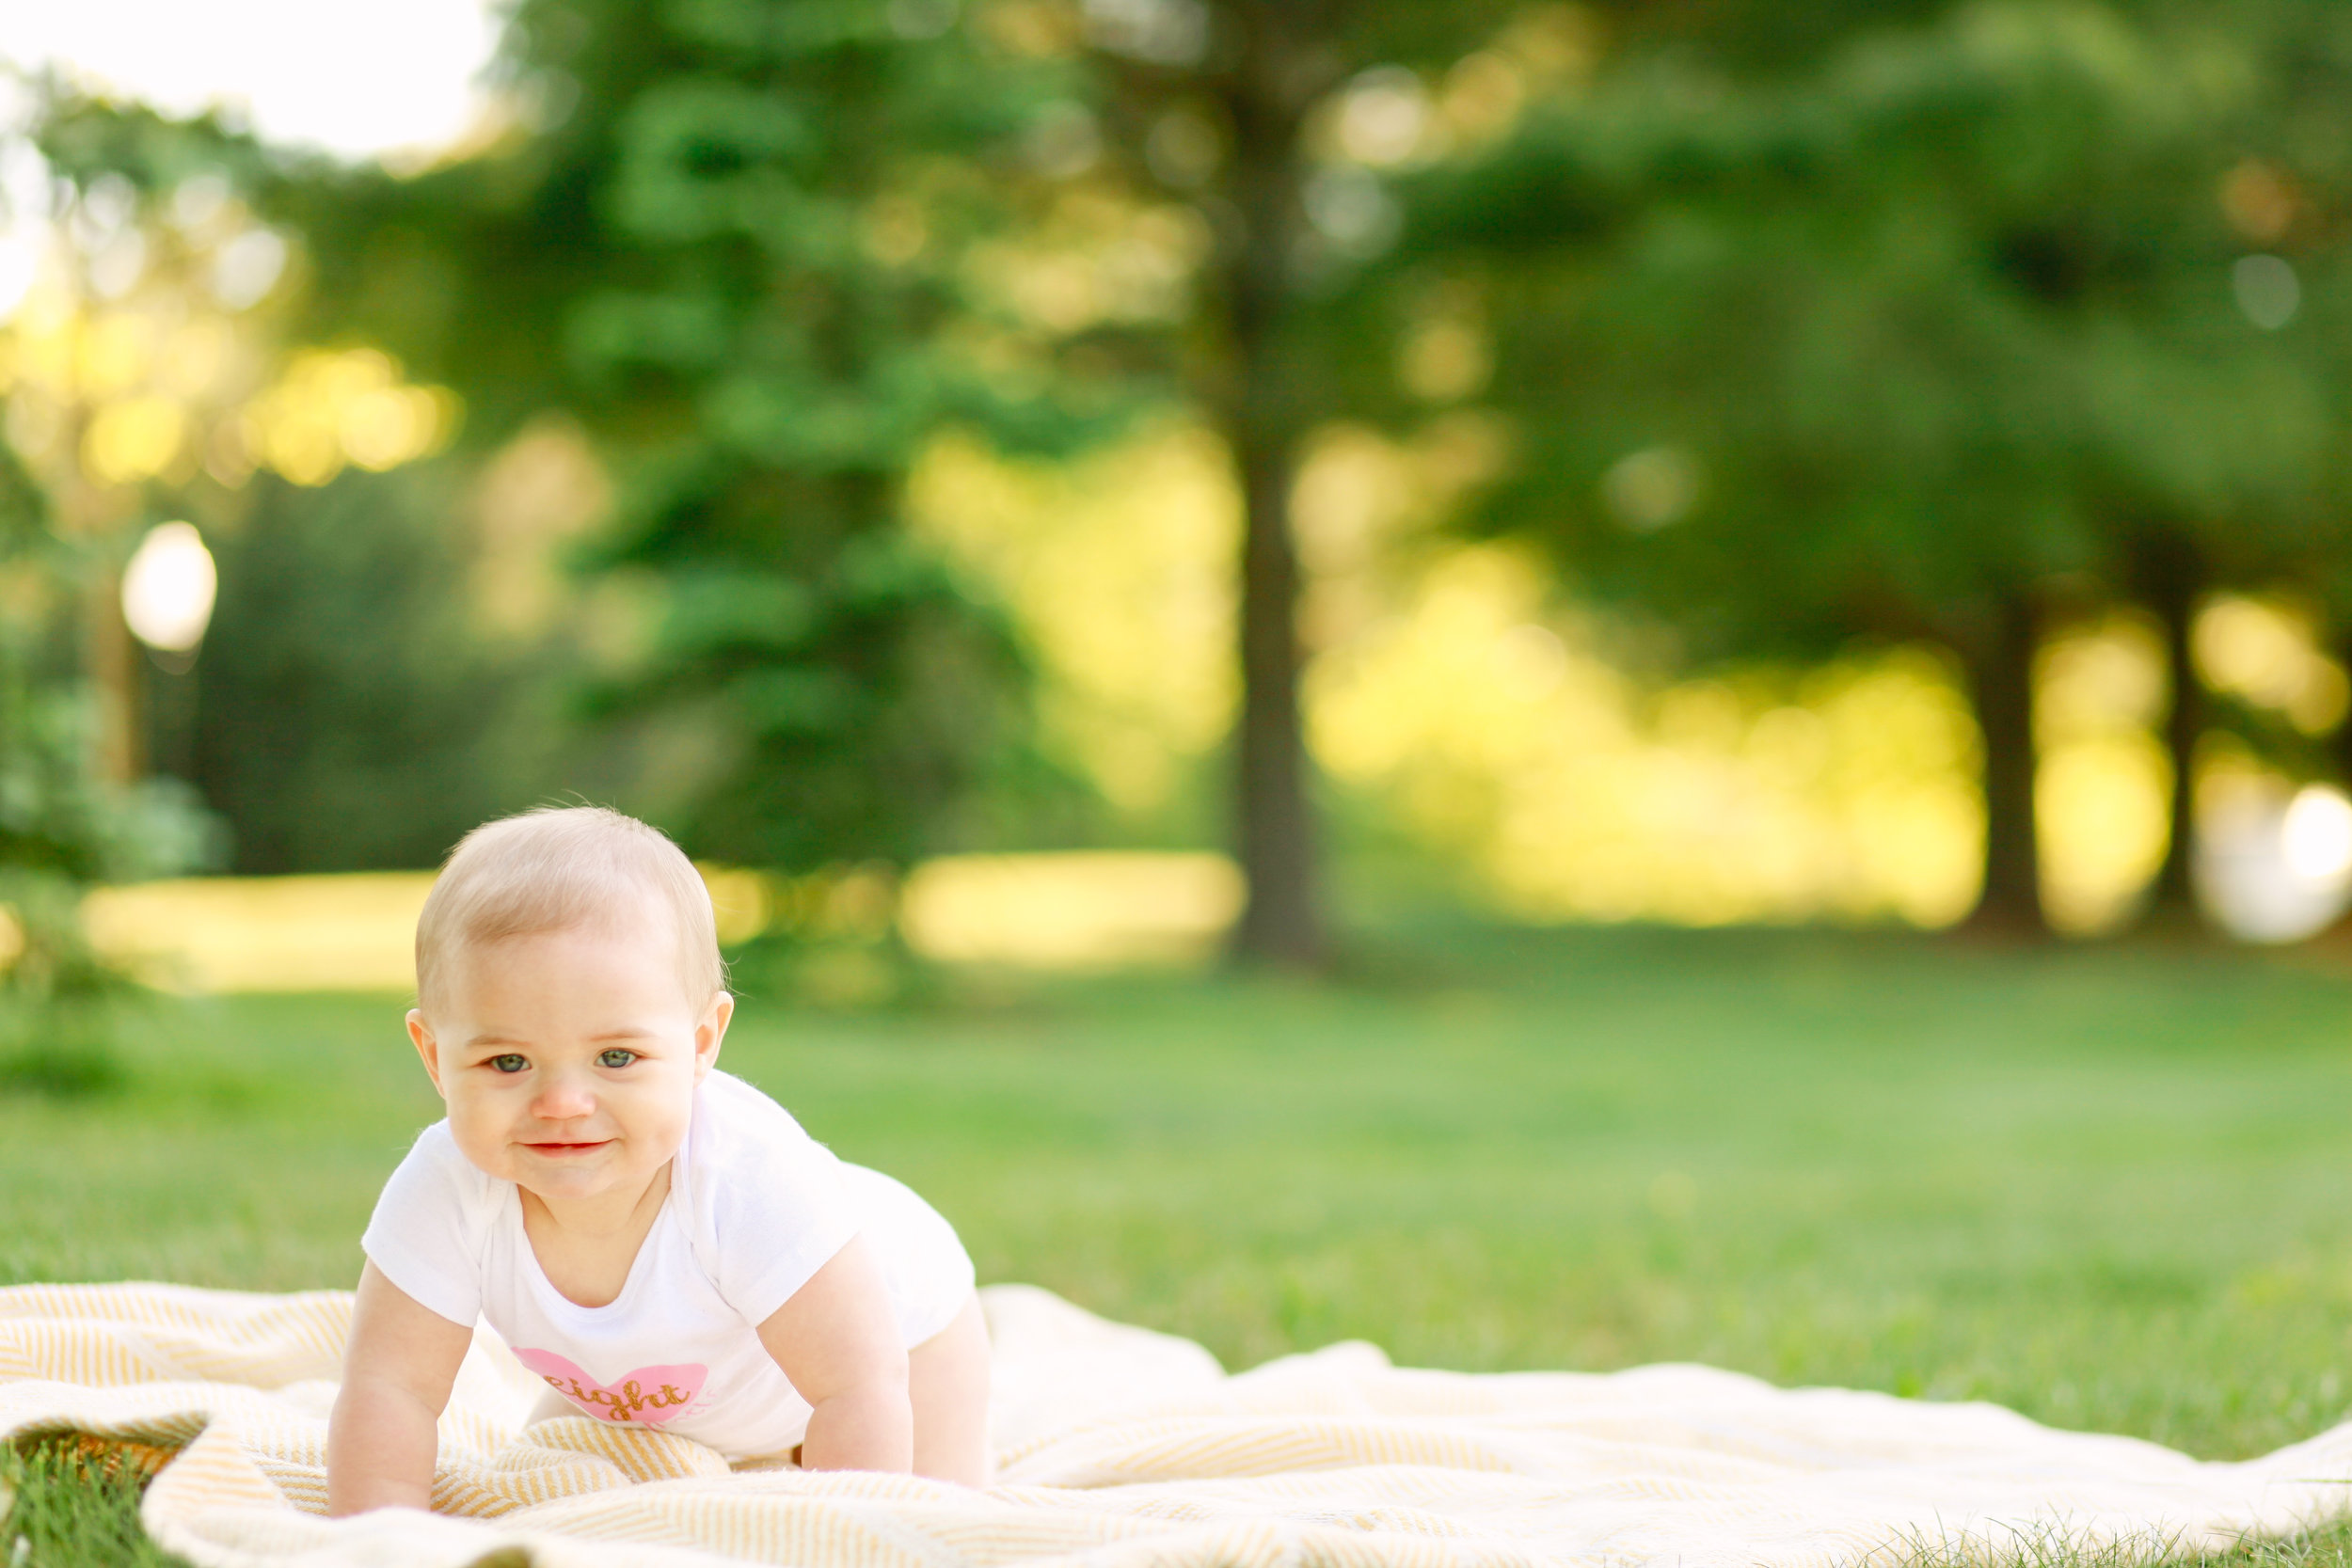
[519,1163,674,1308]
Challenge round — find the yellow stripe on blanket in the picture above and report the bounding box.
[3,1281,2351,1568]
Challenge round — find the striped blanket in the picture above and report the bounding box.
[1,1281,2347,1568]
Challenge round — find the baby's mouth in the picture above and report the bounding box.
[523,1139,612,1157]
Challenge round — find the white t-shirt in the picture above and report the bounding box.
[361,1069,975,1461]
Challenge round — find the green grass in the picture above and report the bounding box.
[2,1439,182,1567]
[1889,1519,2352,1568]
[9,926,2352,1560]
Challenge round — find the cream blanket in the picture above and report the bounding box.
[2,1281,2347,1568]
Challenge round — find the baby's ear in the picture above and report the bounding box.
[406,1009,448,1098]
[694,992,733,1079]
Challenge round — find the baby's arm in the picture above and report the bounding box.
[326,1262,473,1514]
[755,1236,912,1473]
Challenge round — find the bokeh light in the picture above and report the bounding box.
[2281,785,2352,884]
[2192,595,2349,735]
[2034,616,2170,936]
[119,521,216,653]
[900,853,1244,969]
[1601,446,1700,532]
[910,425,1238,816]
[230,348,460,486]
[1308,546,1985,928]
[2233,254,2302,331]
[2196,747,2352,942]
[1332,67,1434,167]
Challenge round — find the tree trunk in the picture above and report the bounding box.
[1227,411,1322,967]
[2133,529,2203,918]
[49,389,142,780]
[1963,588,2047,935]
[1213,4,1326,969]
[2337,641,2352,789]
[87,570,140,783]
[58,434,141,784]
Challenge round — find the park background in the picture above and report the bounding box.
[11,0,2352,1556]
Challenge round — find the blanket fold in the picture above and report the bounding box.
[1,1281,2346,1568]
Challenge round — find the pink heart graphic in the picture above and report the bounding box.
[514,1348,707,1426]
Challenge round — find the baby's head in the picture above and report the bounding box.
[416,805,723,1020]
[408,807,732,1202]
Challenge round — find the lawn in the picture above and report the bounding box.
[9,925,2352,1559]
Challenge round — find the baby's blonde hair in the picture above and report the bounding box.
[415,806,723,1015]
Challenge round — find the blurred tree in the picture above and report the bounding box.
[1424,0,2352,935]
[221,0,1070,876]
[40,1,1581,967]
[59,1,2352,951]
[44,6,1645,966]
[17,105,273,787]
[274,0,1549,963]
[37,13,1069,883]
[1028,0,1575,964]
[16,105,532,874]
[0,441,215,1089]
[189,467,560,872]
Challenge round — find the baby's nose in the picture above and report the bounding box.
[531,1079,596,1120]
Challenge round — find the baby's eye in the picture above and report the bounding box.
[596,1049,638,1069]
[488,1053,527,1074]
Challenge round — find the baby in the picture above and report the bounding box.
[327,807,990,1514]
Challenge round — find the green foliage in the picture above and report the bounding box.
[1394,0,2352,927]
[34,92,283,200]
[26,100,615,879]
[0,448,215,1094]
[1439,4,2347,649]
[46,0,2352,936]
[526,0,1094,866]
[32,0,1117,875]
[236,0,1104,870]
[188,468,562,873]
[0,641,213,892]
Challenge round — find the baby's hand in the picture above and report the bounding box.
[755,1237,912,1473]
[327,1264,473,1513]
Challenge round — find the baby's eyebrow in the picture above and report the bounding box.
[455,1027,658,1051]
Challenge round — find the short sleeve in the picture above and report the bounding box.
[692,1073,863,1326]
[360,1122,489,1327]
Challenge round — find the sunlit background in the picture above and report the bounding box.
[7,0,2352,992]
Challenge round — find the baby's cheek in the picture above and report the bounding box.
[445,1111,514,1174]
[634,1082,696,1148]
[632,1114,691,1165]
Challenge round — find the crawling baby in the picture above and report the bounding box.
[327,806,988,1514]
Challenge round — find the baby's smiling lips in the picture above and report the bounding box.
[522,1138,614,1158]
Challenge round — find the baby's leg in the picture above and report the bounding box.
[909,1293,991,1485]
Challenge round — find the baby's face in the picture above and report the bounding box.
[407,917,731,1211]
